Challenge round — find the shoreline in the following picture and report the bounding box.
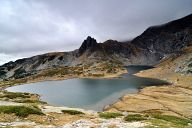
[3,67,169,112]
[106,63,192,118]
[2,67,165,112]
[1,69,129,111]
[103,72,170,111]
[1,68,128,89]
[3,67,190,116]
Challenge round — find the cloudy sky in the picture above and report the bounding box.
[0,0,192,65]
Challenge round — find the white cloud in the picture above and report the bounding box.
[0,53,23,66]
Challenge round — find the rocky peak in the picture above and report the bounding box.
[78,36,97,55]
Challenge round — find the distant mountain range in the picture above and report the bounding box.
[0,14,191,81]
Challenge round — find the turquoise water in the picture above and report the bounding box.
[6,66,167,111]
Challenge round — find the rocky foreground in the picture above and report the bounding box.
[0,102,148,128]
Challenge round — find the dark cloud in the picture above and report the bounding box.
[0,0,192,64]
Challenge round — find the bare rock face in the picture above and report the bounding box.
[78,36,98,55]
[132,14,192,56]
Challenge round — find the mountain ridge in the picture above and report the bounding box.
[0,14,191,81]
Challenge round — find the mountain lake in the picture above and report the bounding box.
[6,66,168,111]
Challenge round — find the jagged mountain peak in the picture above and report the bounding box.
[78,36,98,55]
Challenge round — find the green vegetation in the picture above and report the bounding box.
[61,109,84,115]
[98,112,123,119]
[0,106,44,117]
[0,91,46,104]
[106,63,117,73]
[15,99,46,104]
[151,114,192,126]
[144,119,174,128]
[46,69,59,77]
[88,73,105,77]
[0,79,27,89]
[101,61,122,74]
[36,67,74,78]
[124,114,146,122]
[61,69,70,75]
[123,113,192,127]
[0,92,30,99]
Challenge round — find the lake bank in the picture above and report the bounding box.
[0,66,127,91]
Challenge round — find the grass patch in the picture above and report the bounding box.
[15,99,46,104]
[0,92,30,99]
[0,106,44,117]
[61,110,84,115]
[145,119,184,128]
[124,114,146,122]
[98,112,123,119]
[151,114,192,126]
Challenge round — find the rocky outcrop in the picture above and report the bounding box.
[132,14,192,56]
[78,36,98,55]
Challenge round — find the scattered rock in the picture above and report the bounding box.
[62,118,148,128]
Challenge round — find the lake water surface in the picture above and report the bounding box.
[6,66,167,111]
